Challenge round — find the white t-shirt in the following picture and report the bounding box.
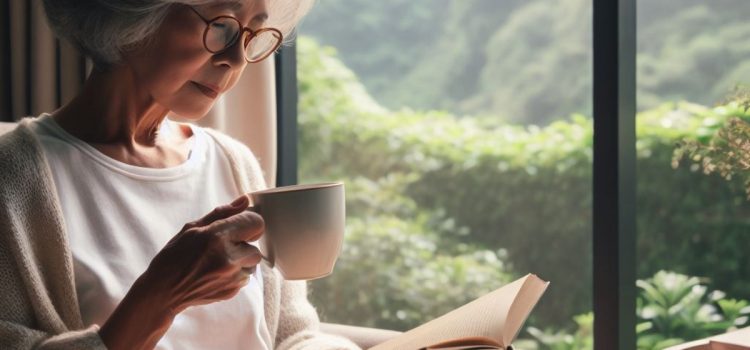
[28,114,272,350]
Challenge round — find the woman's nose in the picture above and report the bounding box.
[212,33,248,69]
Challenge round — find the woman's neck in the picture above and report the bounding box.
[53,65,170,148]
[50,65,193,168]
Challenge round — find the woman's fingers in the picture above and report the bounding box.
[187,195,250,229]
[170,195,250,245]
[147,196,268,312]
[207,210,265,243]
[224,241,263,268]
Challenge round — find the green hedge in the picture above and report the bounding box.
[528,270,750,350]
[308,175,512,330]
[298,37,750,329]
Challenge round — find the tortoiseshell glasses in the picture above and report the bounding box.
[188,6,283,63]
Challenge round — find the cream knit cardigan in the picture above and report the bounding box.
[0,118,360,350]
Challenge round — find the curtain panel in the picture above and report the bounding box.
[0,0,87,121]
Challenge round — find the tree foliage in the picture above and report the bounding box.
[298,36,750,330]
[529,271,750,350]
[300,0,750,124]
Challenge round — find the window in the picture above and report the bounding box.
[296,1,593,345]
[277,0,749,347]
[635,0,750,347]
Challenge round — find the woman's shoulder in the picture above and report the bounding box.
[0,119,51,199]
[184,124,268,191]
[0,118,41,163]
[167,120,244,152]
[0,121,17,136]
[164,120,251,161]
[193,125,258,163]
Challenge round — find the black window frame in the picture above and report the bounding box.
[275,0,637,346]
[592,0,636,349]
[275,44,298,188]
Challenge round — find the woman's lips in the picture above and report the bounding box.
[192,81,219,99]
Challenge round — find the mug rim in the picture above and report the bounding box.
[251,182,343,196]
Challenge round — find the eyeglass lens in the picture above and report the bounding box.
[245,30,282,62]
[205,18,240,52]
[205,18,281,62]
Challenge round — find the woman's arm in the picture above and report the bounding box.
[97,195,264,350]
[97,274,175,350]
[0,195,264,350]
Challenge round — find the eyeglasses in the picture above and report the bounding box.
[188,6,283,63]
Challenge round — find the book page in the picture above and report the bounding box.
[664,340,749,350]
[424,346,500,350]
[665,338,712,350]
[369,274,548,350]
[503,275,550,345]
[423,336,501,349]
[709,341,750,350]
[666,327,750,350]
[711,327,750,348]
[422,336,501,349]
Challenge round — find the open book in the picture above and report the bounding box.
[369,274,549,350]
[666,327,750,350]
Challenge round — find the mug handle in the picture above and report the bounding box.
[246,205,275,267]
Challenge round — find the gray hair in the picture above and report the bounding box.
[41,0,314,68]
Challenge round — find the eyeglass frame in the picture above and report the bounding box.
[187,6,283,63]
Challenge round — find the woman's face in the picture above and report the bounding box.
[125,0,270,120]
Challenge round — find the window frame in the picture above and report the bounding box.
[275,44,298,187]
[592,0,636,349]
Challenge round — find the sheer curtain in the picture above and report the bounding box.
[181,60,277,188]
[0,0,277,187]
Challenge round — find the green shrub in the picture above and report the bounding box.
[298,36,750,329]
[673,90,750,196]
[635,270,750,348]
[308,175,512,330]
[637,103,750,305]
[527,312,594,350]
[527,271,750,350]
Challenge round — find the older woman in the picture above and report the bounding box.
[0,0,359,349]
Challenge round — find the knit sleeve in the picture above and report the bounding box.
[0,124,107,350]
[0,321,106,350]
[0,257,106,350]
[274,280,360,350]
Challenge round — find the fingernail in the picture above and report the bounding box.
[231,195,248,207]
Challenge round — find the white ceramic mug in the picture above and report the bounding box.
[248,182,345,280]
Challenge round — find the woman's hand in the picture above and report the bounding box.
[99,195,264,350]
[144,194,264,312]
